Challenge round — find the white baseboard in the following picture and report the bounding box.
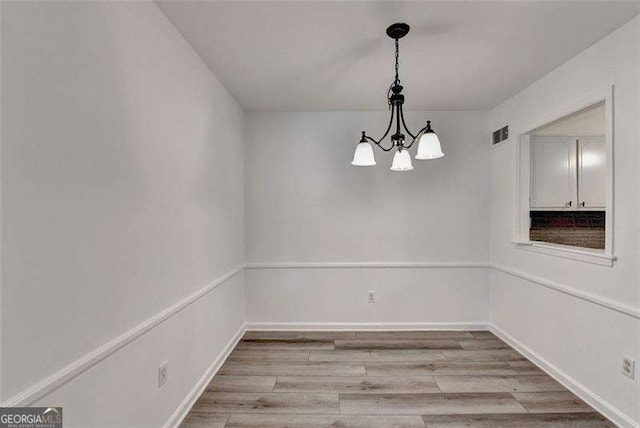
[245,321,489,331]
[490,323,638,428]
[164,323,247,428]
[247,262,489,269]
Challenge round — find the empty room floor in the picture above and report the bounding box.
[180,331,613,427]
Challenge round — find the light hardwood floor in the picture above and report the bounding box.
[180,331,614,428]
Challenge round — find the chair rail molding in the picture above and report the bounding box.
[0,264,246,408]
[491,264,640,319]
[5,261,638,422]
[246,261,640,317]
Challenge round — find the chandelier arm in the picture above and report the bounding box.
[365,135,395,152]
[366,103,396,149]
[402,125,427,150]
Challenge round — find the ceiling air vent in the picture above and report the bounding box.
[492,126,509,145]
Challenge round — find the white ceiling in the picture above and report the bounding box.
[157,1,639,111]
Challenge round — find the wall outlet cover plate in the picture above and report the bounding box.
[622,356,635,379]
[158,362,168,387]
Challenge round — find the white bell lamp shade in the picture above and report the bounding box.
[390,149,413,171]
[415,131,444,160]
[351,142,376,166]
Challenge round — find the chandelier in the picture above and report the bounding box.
[352,23,444,171]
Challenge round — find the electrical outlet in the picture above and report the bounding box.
[158,362,168,387]
[366,291,376,303]
[622,356,635,379]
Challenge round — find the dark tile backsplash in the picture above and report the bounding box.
[529,211,605,249]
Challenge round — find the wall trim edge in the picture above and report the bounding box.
[245,322,489,331]
[246,262,639,318]
[491,263,640,319]
[0,264,246,407]
[164,323,247,428]
[4,261,637,415]
[246,262,490,269]
[490,323,638,428]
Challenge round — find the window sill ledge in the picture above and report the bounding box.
[511,240,616,267]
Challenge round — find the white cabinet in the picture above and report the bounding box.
[577,137,606,208]
[530,136,576,209]
[530,135,605,211]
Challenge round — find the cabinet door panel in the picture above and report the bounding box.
[530,136,576,209]
[578,137,606,209]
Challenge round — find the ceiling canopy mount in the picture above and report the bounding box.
[386,22,410,39]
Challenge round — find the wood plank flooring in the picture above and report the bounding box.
[181,331,614,428]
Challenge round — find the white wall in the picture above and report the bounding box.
[1,2,245,426]
[488,17,640,426]
[246,267,488,327]
[33,272,245,428]
[3,2,638,427]
[245,111,490,325]
[533,102,605,135]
